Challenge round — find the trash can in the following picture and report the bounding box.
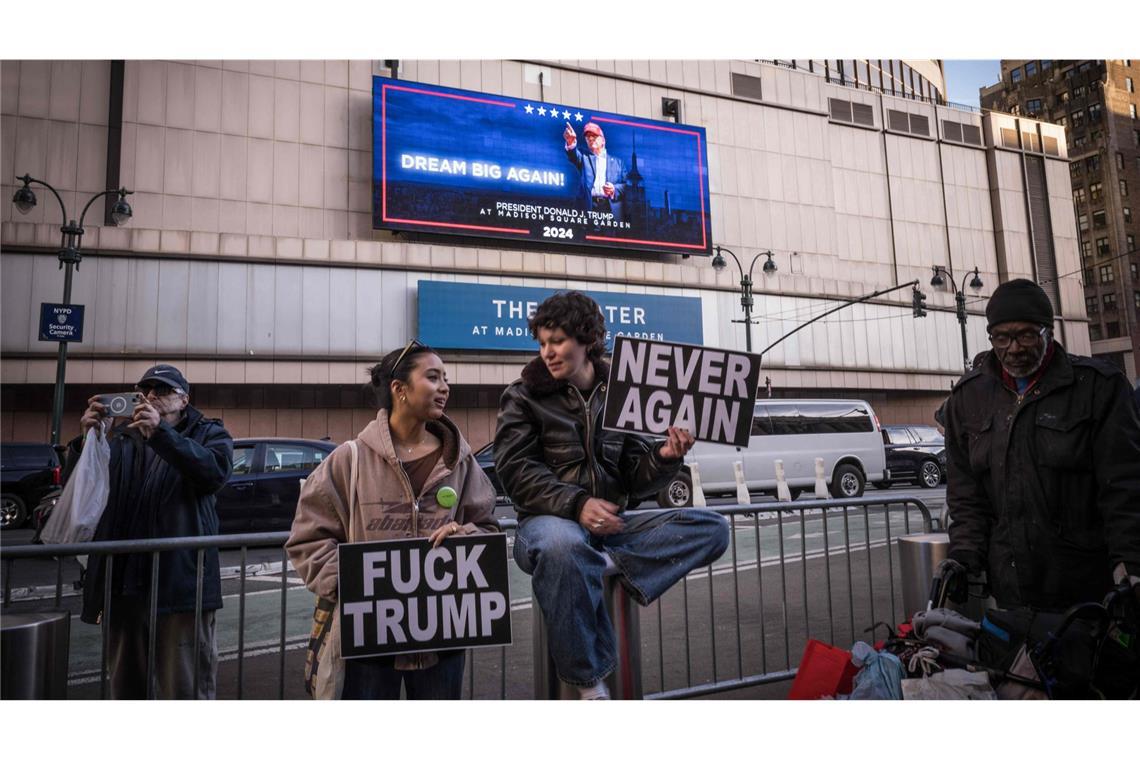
[1,610,71,699]
[897,533,950,621]
[532,562,642,699]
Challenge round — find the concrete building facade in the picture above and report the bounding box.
[2,59,1086,449]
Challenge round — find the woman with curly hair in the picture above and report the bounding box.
[494,291,728,699]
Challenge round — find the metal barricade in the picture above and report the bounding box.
[1,496,931,700]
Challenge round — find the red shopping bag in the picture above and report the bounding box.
[788,639,859,699]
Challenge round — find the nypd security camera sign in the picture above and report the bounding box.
[38,303,85,343]
[602,336,762,448]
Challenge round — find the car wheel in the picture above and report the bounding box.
[1,493,28,529]
[917,460,942,489]
[829,464,865,499]
[657,472,693,508]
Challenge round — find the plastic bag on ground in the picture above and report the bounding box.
[40,424,110,544]
[902,669,996,700]
[847,641,904,700]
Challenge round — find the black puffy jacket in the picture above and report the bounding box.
[494,357,681,520]
[944,344,1140,611]
[72,405,233,623]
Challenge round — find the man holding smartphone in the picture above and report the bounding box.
[71,364,233,699]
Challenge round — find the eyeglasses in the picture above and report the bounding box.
[136,384,180,397]
[988,326,1047,349]
[392,339,426,373]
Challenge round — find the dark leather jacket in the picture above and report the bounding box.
[944,344,1140,611]
[494,357,681,520]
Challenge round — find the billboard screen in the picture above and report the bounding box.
[373,76,711,256]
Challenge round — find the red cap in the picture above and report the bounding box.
[583,122,603,136]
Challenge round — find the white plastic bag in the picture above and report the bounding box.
[40,423,110,544]
[902,668,996,700]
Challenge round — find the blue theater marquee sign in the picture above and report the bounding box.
[417,281,704,353]
[373,76,712,256]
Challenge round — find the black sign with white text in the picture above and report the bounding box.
[337,533,512,659]
[602,336,762,448]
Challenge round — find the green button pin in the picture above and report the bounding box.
[436,486,457,509]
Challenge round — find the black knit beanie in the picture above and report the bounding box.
[985,279,1054,330]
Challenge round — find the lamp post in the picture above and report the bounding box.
[930,264,984,372]
[11,174,134,446]
[711,246,777,353]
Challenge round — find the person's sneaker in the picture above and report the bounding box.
[576,681,610,700]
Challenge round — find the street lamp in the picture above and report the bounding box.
[711,246,777,352]
[930,264,984,372]
[11,174,134,446]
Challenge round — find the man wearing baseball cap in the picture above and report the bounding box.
[941,279,1140,612]
[564,120,627,221]
[72,364,233,698]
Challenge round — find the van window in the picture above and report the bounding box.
[755,402,873,435]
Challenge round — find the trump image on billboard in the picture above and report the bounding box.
[373,76,712,256]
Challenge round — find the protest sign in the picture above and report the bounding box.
[602,336,762,448]
[337,533,512,659]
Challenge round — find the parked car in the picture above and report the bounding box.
[473,442,510,503]
[656,399,889,507]
[873,425,946,489]
[216,437,338,533]
[1,443,62,529]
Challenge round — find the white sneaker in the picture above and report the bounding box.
[576,681,611,700]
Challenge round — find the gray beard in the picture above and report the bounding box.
[1002,337,1050,378]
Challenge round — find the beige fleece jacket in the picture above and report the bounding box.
[286,409,499,603]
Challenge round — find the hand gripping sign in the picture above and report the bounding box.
[337,533,512,659]
[602,336,762,448]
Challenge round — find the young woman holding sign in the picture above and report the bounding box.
[494,291,729,699]
[287,341,499,699]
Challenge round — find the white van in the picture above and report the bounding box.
[655,399,889,507]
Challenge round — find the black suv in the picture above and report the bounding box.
[874,425,946,489]
[1,443,62,529]
[216,438,338,533]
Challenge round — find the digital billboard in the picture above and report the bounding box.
[373,76,711,256]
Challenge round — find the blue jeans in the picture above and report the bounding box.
[342,650,466,700]
[514,509,729,686]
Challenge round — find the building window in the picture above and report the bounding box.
[1133,263,1140,280]
[1089,103,1103,123]
[1026,61,1038,77]
[1107,321,1121,338]
[1125,207,1133,224]
[1100,264,1115,283]
[1074,85,1086,100]
[1119,152,1127,170]
[1060,91,1070,104]
[1097,237,1111,256]
[1073,187,1087,205]
[1079,212,1089,231]
[1104,293,1118,312]
[1090,324,1102,341]
[1079,62,1093,73]
[1058,115,1068,128]
[1081,239,1093,258]
[1071,110,1085,128]
[1090,182,1104,201]
[1073,135,1088,150]
[1129,234,1136,252]
[1011,67,1023,84]
[1132,104,1138,120]
[1027,98,1042,114]
[1042,60,1053,71]
[1135,129,1140,146]
[1135,291,1140,310]
[1122,180,1129,197]
[1094,210,1107,228]
[1128,77,1135,93]
[1072,162,1084,179]
[1087,154,1100,172]
[1086,296,1099,314]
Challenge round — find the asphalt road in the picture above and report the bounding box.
[1,485,944,699]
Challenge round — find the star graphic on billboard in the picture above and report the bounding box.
[574,112,584,122]
[537,106,546,116]
[524,104,534,114]
[549,108,560,119]
[561,110,571,119]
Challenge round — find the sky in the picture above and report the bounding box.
[943,60,1002,109]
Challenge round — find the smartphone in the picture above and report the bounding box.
[96,392,143,418]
